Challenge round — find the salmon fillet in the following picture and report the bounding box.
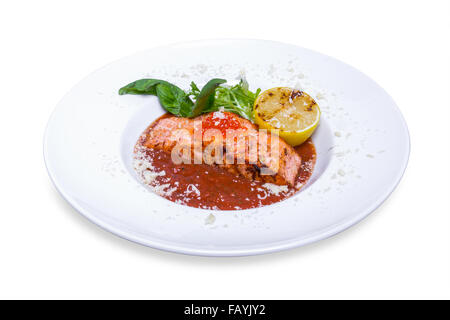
[138,111,302,186]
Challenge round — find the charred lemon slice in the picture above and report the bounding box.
[254,87,320,146]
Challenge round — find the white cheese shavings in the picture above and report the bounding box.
[205,214,216,225]
[133,145,177,197]
[316,92,326,100]
[212,111,225,119]
[142,169,165,185]
[262,183,289,196]
[186,184,201,196]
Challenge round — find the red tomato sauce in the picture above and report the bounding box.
[134,136,316,211]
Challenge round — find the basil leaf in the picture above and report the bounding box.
[155,83,194,117]
[118,79,172,95]
[191,78,226,117]
[118,77,260,121]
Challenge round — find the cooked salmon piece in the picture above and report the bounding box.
[138,111,302,186]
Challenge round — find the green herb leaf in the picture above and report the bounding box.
[191,78,226,117]
[118,77,260,121]
[119,78,195,117]
[118,79,172,95]
[155,83,194,117]
[204,79,261,120]
[188,81,201,99]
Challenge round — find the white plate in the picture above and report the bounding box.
[44,39,410,256]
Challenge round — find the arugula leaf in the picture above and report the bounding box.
[188,81,201,99]
[204,79,261,120]
[191,78,226,117]
[155,83,194,117]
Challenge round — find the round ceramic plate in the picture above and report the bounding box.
[44,39,410,256]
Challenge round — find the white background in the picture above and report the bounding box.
[0,0,449,299]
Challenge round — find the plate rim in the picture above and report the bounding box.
[43,38,411,256]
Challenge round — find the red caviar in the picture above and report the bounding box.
[202,111,244,136]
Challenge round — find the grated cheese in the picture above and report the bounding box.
[205,214,216,225]
[212,111,225,119]
[185,184,201,196]
[262,183,288,196]
[133,145,178,197]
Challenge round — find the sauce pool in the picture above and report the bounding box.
[134,137,316,211]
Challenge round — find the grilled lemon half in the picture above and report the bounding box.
[254,87,320,146]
